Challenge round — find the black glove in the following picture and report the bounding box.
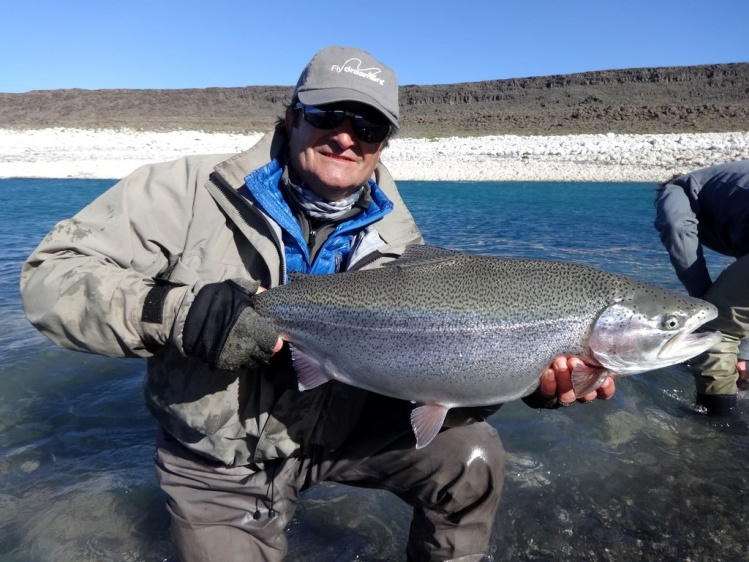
[182,279,280,370]
[443,404,503,427]
[521,389,565,410]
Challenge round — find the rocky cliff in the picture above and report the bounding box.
[1,63,747,137]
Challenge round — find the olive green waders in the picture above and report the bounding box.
[155,394,505,562]
[690,254,749,400]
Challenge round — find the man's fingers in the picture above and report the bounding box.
[272,337,284,353]
[553,356,573,394]
[538,369,557,397]
[596,377,616,400]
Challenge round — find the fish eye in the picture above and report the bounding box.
[661,314,682,330]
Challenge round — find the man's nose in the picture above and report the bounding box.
[328,119,357,149]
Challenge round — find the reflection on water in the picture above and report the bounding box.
[1,180,746,561]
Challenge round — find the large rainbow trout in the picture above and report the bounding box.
[252,245,721,448]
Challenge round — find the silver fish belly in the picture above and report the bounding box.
[252,245,721,448]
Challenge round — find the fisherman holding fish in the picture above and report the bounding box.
[655,159,749,416]
[21,46,615,561]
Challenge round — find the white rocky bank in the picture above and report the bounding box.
[383,131,749,182]
[0,128,747,182]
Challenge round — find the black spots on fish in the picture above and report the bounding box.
[633,283,681,313]
[261,253,679,328]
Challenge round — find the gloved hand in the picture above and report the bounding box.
[182,279,280,370]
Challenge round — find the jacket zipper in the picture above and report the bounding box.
[208,171,288,284]
[307,228,317,256]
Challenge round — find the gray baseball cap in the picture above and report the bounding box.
[293,46,399,129]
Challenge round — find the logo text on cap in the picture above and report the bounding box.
[330,58,385,86]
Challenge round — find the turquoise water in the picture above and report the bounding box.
[0,179,746,561]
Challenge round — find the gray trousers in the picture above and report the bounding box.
[690,254,749,396]
[154,394,505,562]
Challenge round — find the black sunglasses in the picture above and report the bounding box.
[295,102,391,143]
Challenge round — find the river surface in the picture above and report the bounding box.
[0,179,746,561]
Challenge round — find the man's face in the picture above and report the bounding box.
[286,102,388,201]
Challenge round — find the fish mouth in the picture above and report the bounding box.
[658,304,721,363]
[659,329,723,362]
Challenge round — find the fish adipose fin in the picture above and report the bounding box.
[411,404,449,449]
[290,345,330,391]
[571,363,611,397]
[387,245,461,269]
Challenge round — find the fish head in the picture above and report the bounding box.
[587,286,722,375]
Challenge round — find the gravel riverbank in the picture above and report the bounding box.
[1,128,747,182]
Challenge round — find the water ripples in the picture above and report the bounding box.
[0,179,745,561]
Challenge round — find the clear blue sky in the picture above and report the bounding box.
[3,0,747,93]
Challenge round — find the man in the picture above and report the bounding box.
[21,46,614,561]
[654,159,749,416]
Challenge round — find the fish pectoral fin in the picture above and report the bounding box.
[410,404,449,449]
[571,364,611,397]
[290,345,330,391]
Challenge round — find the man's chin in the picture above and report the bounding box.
[306,172,364,201]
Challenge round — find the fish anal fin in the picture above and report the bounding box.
[571,363,611,397]
[410,404,449,449]
[290,345,330,391]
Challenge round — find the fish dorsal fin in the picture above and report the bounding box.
[290,344,331,391]
[288,271,313,283]
[571,363,611,397]
[410,404,450,449]
[387,245,462,269]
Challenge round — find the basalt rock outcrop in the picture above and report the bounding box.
[1,63,747,137]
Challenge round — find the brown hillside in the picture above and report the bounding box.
[1,63,747,137]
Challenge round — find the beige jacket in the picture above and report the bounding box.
[20,128,423,466]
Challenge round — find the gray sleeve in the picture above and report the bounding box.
[654,181,712,297]
[19,159,196,358]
